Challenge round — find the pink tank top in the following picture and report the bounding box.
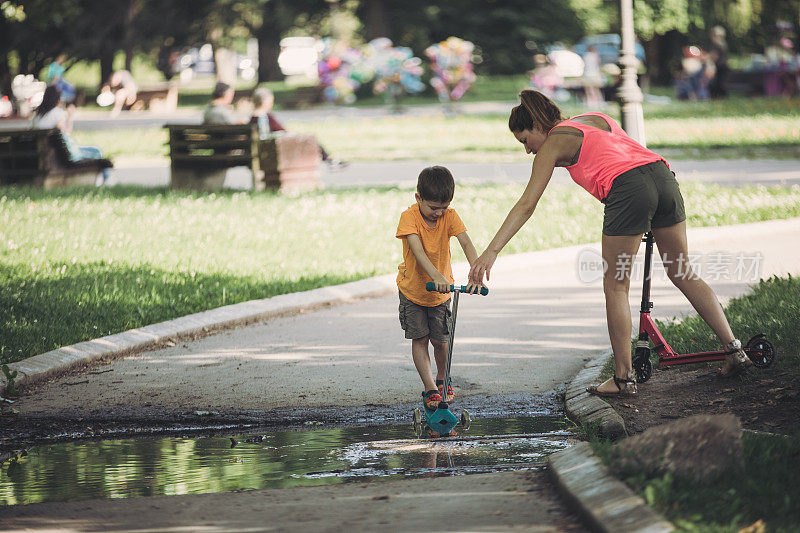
[552,113,665,201]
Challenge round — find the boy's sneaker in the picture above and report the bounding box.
[423,389,443,411]
[436,379,454,402]
[427,428,458,439]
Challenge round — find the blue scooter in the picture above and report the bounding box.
[413,282,489,438]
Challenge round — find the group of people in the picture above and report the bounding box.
[202,81,347,168]
[530,46,607,109]
[398,89,753,428]
[673,26,729,101]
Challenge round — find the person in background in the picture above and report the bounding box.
[32,85,112,186]
[45,54,76,103]
[249,87,347,169]
[708,26,730,98]
[581,46,604,108]
[102,70,138,117]
[203,81,243,124]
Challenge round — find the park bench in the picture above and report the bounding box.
[165,123,321,192]
[283,85,325,109]
[0,128,112,188]
[133,83,178,112]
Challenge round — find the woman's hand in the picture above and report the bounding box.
[469,250,498,285]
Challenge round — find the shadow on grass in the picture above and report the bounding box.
[0,262,362,365]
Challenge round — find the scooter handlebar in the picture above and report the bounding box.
[425,282,488,295]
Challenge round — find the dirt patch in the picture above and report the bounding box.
[608,362,800,436]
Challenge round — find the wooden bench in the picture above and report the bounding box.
[282,85,325,109]
[0,128,112,188]
[132,84,178,112]
[165,123,321,192]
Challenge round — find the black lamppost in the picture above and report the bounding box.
[617,0,646,145]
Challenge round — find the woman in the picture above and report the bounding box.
[468,89,751,397]
[32,85,111,185]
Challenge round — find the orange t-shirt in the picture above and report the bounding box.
[396,204,467,307]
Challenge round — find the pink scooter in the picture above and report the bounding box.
[632,232,776,382]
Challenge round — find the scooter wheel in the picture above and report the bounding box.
[746,335,776,368]
[412,408,422,432]
[460,409,471,430]
[633,347,652,383]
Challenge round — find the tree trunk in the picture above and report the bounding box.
[254,4,284,83]
[257,39,283,82]
[100,50,115,88]
[214,48,237,85]
[364,0,390,41]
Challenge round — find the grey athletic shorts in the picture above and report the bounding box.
[602,160,686,236]
[398,291,451,342]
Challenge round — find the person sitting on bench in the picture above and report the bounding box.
[32,85,112,186]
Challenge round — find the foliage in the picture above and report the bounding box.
[615,431,800,532]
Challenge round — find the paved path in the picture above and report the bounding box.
[15,218,800,419]
[110,158,800,190]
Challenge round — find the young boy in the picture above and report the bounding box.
[396,166,481,412]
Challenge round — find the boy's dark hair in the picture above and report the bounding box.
[212,81,231,99]
[417,166,455,203]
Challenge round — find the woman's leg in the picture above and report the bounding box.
[651,221,751,374]
[593,232,644,393]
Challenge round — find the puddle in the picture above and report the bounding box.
[0,416,574,506]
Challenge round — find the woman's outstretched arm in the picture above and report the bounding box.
[468,134,576,283]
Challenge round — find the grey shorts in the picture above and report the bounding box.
[398,291,451,342]
[602,160,686,236]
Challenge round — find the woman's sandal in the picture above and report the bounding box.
[586,373,638,398]
[720,339,753,377]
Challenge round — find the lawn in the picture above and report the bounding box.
[2,182,800,364]
[72,92,800,162]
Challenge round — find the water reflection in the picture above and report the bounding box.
[0,416,573,506]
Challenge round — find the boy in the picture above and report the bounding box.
[396,166,481,412]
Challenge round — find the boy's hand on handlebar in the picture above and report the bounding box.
[432,275,451,293]
[469,250,497,284]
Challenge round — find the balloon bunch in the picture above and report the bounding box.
[317,38,364,104]
[361,38,425,103]
[425,36,477,102]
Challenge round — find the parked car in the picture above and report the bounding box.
[573,34,645,65]
[174,43,257,81]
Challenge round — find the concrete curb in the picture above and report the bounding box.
[548,442,674,533]
[564,349,628,439]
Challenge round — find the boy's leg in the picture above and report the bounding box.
[412,336,438,393]
[431,339,447,381]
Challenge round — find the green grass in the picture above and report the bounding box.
[593,431,800,532]
[2,182,800,364]
[72,105,800,163]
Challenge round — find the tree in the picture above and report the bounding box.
[356,0,585,75]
